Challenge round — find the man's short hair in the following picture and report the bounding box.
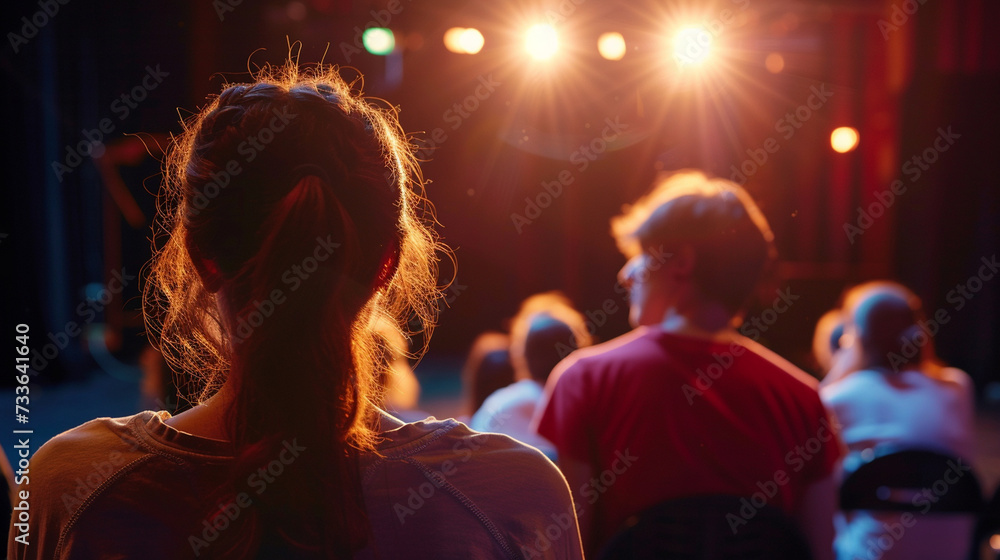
[611,169,777,316]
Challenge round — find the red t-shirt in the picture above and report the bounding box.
[535,327,842,547]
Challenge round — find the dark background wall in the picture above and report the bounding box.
[1,0,997,396]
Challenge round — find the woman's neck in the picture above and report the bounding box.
[163,382,234,441]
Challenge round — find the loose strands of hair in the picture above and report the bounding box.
[143,62,445,558]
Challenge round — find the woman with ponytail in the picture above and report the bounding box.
[10,63,584,559]
[819,281,975,560]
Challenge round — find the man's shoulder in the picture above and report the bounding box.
[733,334,821,391]
[560,327,661,373]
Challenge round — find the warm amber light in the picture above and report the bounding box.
[598,32,626,60]
[444,28,484,54]
[525,24,559,60]
[673,27,713,65]
[831,127,860,153]
[765,52,785,73]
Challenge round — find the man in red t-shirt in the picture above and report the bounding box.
[534,170,841,559]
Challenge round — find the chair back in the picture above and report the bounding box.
[839,445,982,513]
[597,494,812,560]
[974,484,1000,560]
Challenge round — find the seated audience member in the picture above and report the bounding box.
[813,309,846,380]
[534,170,841,559]
[460,332,516,422]
[9,63,583,559]
[820,281,976,560]
[471,292,593,460]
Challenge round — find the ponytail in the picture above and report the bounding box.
[145,62,443,557]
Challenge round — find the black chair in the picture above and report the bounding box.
[973,484,1000,560]
[597,494,813,560]
[839,445,982,513]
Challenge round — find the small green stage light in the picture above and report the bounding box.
[363,28,395,55]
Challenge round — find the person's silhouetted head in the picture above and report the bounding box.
[611,170,776,327]
[144,62,441,557]
[510,292,592,384]
[840,281,934,373]
[462,332,516,416]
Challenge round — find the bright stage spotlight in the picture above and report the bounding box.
[363,28,395,55]
[444,27,484,54]
[673,26,713,66]
[525,24,558,60]
[598,32,626,60]
[831,127,860,153]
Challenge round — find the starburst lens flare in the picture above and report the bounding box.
[525,24,559,60]
[598,32,627,60]
[673,27,713,65]
[831,127,860,153]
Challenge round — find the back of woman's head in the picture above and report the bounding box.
[842,281,936,372]
[144,62,441,557]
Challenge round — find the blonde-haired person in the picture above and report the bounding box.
[471,292,593,461]
[534,170,841,559]
[9,62,583,560]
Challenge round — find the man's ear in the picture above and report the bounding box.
[185,233,224,293]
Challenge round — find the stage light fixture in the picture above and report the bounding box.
[363,28,395,55]
[444,27,485,54]
[459,28,485,54]
[525,24,558,60]
[831,127,860,153]
[598,32,626,60]
[673,26,713,65]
